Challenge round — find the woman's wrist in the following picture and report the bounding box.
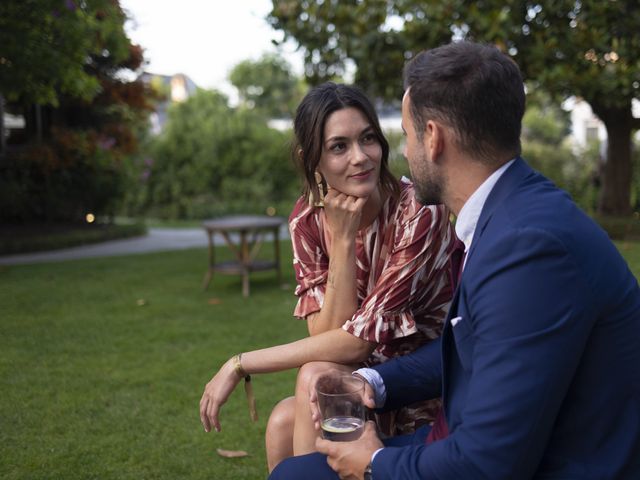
[229,353,258,422]
[331,233,357,248]
[231,353,249,379]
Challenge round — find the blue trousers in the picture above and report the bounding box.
[268,425,430,479]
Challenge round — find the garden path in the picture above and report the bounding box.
[0,228,216,265]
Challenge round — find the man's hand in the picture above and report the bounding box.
[316,421,383,479]
[309,369,377,431]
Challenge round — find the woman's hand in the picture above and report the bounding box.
[323,187,368,243]
[199,358,242,433]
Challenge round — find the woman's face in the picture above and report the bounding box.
[316,107,382,198]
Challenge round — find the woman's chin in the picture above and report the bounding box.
[343,183,380,199]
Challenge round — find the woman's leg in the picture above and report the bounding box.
[292,361,354,456]
[266,396,296,473]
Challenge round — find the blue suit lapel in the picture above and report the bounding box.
[441,284,461,407]
[441,157,534,420]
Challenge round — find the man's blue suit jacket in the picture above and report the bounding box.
[372,158,640,479]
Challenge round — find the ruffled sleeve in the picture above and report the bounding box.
[289,197,328,319]
[342,184,457,345]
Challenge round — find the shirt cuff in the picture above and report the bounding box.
[354,367,386,408]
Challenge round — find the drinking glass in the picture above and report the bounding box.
[316,374,366,441]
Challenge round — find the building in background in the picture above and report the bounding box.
[564,97,640,155]
[139,72,198,134]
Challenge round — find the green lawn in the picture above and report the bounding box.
[0,244,305,480]
[1,241,639,479]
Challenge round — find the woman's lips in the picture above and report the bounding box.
[349,169,373,180]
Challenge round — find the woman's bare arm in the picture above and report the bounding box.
[306,189,369,335]
[199,329,375,433]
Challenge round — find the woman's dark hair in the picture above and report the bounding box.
[292,82,399,203]
[403,41,525,164]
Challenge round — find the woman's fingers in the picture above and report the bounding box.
[200,388,216,432]
[199,359,243,434]
[199,395,209,432]
[352,195,368,211]
[323,189,368,237]
[200,387,222,433]
[207,397,221,432]
[200,378,223,433]
[324,189,366,211]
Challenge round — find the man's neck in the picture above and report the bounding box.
[446,159,499,216]
[453,157,517,252]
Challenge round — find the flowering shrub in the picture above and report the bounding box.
[0,127,128,223]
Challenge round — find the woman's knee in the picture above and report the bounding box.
[267,396,296,433]
[295,361,342,394]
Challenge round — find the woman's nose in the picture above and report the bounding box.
[351,143,367,164]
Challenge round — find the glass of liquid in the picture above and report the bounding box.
[316,374,366,441]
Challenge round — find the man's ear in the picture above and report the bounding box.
[423,120,445,162]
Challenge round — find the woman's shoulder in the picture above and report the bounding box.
[397,176,416,202]
[289,195,321,234]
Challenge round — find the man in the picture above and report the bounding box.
[270,41,640,479]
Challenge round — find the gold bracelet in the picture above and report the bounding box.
[232,353,258,422]
[232,353,249,379]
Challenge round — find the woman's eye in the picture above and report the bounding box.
[361,133,377,144]
[330,142,346,153]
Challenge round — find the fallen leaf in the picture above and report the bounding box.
[216,448,249,458]
[208,298,222,305]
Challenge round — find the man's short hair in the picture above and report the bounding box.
[404,41,526,164]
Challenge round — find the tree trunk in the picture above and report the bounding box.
[0,94,5,157]
[23,103,48,143]
[591,101,634,216]
[34,104,42,143]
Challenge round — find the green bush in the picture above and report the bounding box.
[386,130,412,180]
[0,128,129,223]
[521,139,600,211]
[132,90,300,220]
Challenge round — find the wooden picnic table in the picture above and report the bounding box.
[201,215,287,297]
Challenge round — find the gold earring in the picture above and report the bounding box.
[312,171,325,208]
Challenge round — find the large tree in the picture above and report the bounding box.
[0,0,151,222]
[269,0,640,215]
[0,0,129,106]
[229,53,304,118]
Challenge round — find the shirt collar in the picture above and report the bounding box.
[455,158,516,253]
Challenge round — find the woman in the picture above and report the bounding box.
[199,83,459,472]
